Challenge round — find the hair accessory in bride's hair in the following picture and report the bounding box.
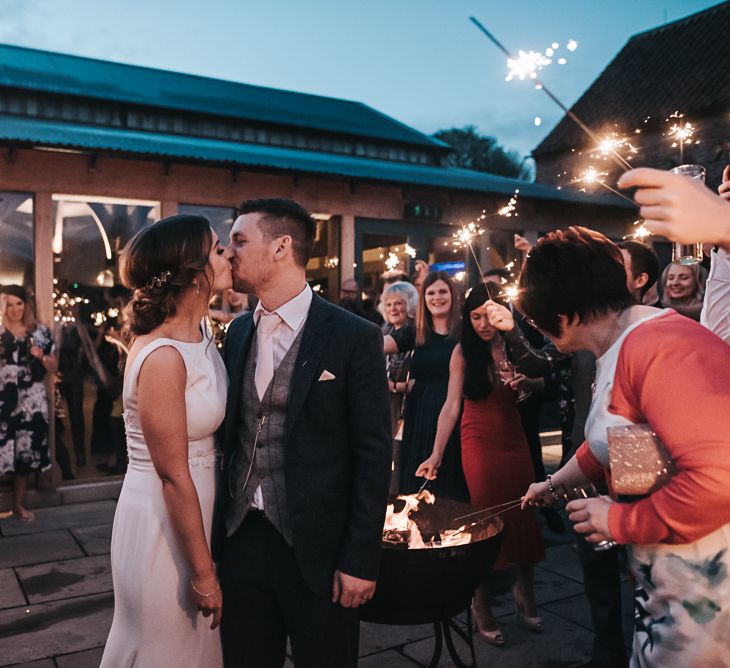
[144,270,172,291]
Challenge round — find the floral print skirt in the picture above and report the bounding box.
[630,523,730,667]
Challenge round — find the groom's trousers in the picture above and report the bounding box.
[219,510,359,668]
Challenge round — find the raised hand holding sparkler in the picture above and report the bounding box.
[485,300,515,332]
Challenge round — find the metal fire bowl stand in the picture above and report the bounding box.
[360,497,504,668]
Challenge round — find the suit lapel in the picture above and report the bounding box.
[286,295,333,434]
[223,315,255,456]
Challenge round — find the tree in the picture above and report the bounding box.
[433,126,530,180]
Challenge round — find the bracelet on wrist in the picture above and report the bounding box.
[190,578,220,597]
[546,474,563,502]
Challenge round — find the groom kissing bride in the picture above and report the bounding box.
[100,199,392,668]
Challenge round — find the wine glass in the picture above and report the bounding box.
[497,359,529,402]
[497,359,514,384]
[566,483,617,552]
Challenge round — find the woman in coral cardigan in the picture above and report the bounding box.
[519,227,730,668]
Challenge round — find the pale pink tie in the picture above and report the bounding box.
[255,312,280,400]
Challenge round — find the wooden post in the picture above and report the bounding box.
[34,192,58,488]
[340,214,355,285]
[160,201,178,219]
[34,193,54,326]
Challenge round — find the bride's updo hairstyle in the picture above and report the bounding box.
[120,214,213,339]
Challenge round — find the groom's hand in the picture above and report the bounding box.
[331,569,376,608]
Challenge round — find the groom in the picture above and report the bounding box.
[214,198,392,667]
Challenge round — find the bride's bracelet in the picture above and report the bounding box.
[546,474,563,502]
[190,578,220,597]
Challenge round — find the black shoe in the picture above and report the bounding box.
[61,470,76,481]
[541,507,565,533]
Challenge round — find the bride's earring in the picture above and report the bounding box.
[194,282,200,296]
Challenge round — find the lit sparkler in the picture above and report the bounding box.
[502,285,520,302]
[593,131,638,163]
[385,252,400,272]
[623,220,652,242]
[574,166,608,187]
[497,190,519,217]
[469,17,633,172]
[506,50,552,81]
[573,166,637,205]
[452,222,485,248]
[665,112,698,163]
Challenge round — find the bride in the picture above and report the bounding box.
[101,215,231,667]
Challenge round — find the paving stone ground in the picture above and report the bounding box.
[0,448,634,667]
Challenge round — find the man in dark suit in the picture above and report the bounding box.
[214,198,392,667]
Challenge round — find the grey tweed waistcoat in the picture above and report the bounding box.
[224,327,304,543]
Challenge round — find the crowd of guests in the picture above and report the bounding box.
[343,166,730,666]
[2,164,730,667]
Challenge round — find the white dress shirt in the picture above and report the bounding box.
[249,283,313,508]
[253,284,313,369]
[701,248,730,345]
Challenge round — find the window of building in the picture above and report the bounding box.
[52,195,160,481]
[306,217,340,302]
[361,233,410,294]
[0,192,34,289]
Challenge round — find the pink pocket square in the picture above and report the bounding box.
[318,370,336,381]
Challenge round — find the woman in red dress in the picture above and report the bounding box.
[417,283,544,646]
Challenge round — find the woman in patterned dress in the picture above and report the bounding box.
[0,285,56,521]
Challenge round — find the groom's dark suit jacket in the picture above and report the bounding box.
[212,293,392,597]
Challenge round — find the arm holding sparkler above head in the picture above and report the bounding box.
[514,234,532,254]
[485,300,564,377]
[415,346,464,481]
[618,168,730,251]
[414,260,429,281]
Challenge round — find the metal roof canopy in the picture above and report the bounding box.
[0,114,631,206]
[0,43,446,150]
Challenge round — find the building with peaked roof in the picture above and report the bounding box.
[0,43,631,486]
[533,1,730,191]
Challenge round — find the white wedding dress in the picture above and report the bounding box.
[101,336,227,668]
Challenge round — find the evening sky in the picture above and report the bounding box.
[0,0,720,162]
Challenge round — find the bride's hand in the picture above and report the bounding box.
[191,574,223,630]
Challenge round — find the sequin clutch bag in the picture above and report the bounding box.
[607,424,675,496]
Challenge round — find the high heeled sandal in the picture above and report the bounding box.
[471,603,505,646]
[514,596,544,633]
